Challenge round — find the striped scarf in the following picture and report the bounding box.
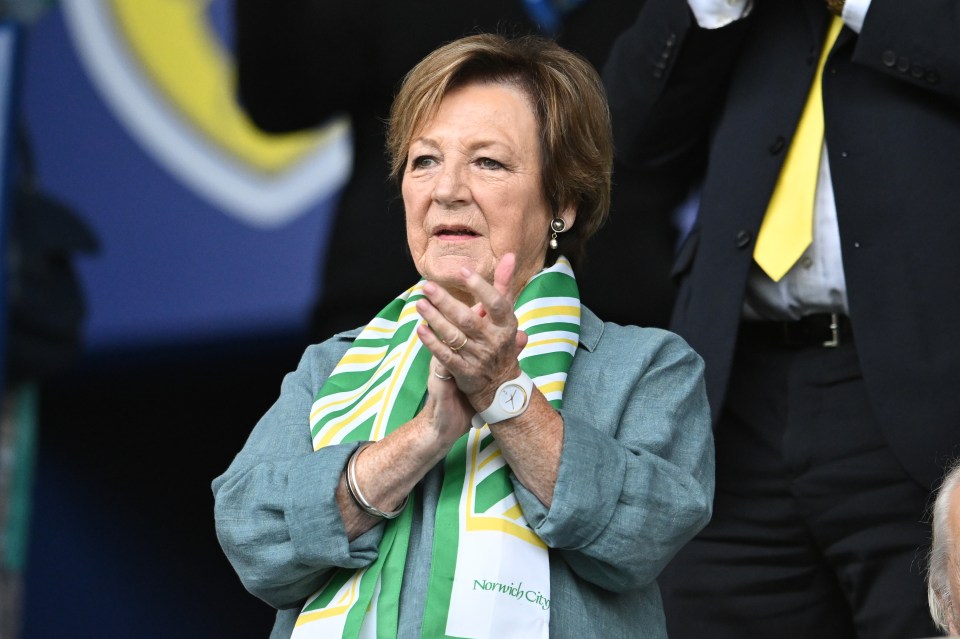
[293,258,580,639]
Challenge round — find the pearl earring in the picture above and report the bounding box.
[549,217,566,250]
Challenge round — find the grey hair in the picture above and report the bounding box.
[929,459,960,633]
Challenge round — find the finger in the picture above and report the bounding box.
[424,353,465,413]
[455,253,516,309]
[432,360,454,382]
[417,286,459,339]
[492,252,517,299]
[419,281,483,338]
[514,329,528,356]
[417,302,469,355]
[458,266,515,326]
[417,323,462,370]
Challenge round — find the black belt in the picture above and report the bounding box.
[740,313,853,348]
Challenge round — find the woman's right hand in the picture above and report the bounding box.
[338,297,494,537]
[418,359,475,450]
[338,360,473,539]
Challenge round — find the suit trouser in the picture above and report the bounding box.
[658,327,938,639]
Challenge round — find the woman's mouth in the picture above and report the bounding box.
[435,226,479,240]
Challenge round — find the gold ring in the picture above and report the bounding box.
[449,334,468,352]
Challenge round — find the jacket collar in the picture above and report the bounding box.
[578,305,603,353]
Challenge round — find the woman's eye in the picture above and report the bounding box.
[411,156,436,169]
[477,157,503,170]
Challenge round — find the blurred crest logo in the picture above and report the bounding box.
[62,0,351,228]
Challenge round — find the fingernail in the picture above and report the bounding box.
[459,267,472,277]
[423,281,437,294]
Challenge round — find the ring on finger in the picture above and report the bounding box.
[449,333,469,352]
[433,370,454,381]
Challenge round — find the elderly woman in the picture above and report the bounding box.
[213,34,713,638]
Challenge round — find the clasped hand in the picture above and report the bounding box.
[414,254,528,443]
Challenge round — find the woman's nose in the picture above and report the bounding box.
[432,163,470,206]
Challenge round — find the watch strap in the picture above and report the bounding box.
[473,371,534,428]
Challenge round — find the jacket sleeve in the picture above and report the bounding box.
[851,0,960,102]
[212,340,386,609]
[511,326,714,592]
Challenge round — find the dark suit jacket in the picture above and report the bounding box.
[604,0,960,488]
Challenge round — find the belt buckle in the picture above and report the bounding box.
[822,313,840,348]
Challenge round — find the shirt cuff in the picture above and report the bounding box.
[842,0,871,34]
[686,0,752,29]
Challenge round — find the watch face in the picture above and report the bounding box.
[498,383,528,414]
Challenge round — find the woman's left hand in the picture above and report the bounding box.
[415,253,528,414]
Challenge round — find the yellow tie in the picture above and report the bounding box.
[753,17,843,282]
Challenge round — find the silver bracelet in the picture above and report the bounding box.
[345,443,407,519]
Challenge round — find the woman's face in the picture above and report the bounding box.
[402,81,574,302]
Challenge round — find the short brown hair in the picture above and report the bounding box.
[387,33,612,267]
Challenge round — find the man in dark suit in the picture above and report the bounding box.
[603,0,959,637]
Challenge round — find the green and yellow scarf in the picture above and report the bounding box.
[293,258,580,639]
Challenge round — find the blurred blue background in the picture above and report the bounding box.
[8,2,350,636]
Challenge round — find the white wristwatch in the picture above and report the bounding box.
[471,371,534,429]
